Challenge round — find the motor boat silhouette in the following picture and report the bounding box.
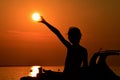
[89,50,120,80]
[20,50,120,80]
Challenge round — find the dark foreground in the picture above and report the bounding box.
[21,50,120,80]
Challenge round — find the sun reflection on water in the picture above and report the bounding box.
[29,66,41,77]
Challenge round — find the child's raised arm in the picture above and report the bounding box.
[39,16,70,47]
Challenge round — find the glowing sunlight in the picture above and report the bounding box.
[32,12,41,21]
[29,66,41,77]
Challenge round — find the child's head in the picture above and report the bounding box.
[68,27,82,44]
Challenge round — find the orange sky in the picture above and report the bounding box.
[0,0,120,66]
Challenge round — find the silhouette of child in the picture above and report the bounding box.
[40,16,88,80]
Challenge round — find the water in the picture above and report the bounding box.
[0,66,119,80]
[0,66,64,80]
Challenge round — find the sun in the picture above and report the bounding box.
[32,12,41,21]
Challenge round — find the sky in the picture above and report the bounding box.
[0,0,120,66]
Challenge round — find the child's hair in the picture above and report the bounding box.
[68,27,82,44]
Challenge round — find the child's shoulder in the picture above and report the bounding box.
[79,45,87,51]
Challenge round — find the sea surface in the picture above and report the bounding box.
[0,66,64,80]
[0,66,119,80]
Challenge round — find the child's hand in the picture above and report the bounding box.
[38,16,46,23]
